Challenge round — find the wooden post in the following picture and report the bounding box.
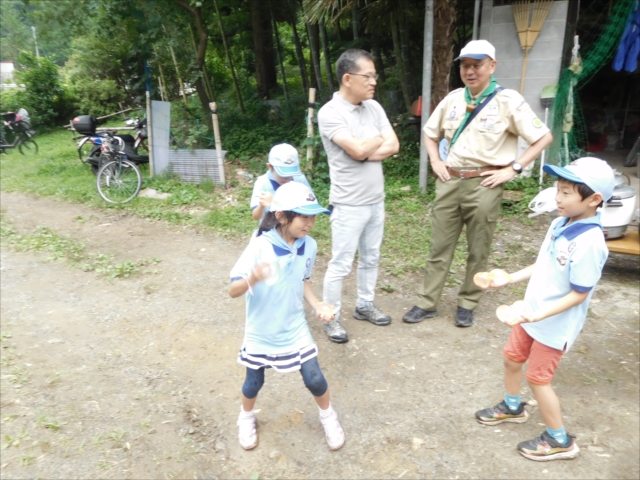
[146,91,155,177]
[210,102,225,186]
[306,88,316,169]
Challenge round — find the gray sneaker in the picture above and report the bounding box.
[353,304,392,326]
[323,318,349,343]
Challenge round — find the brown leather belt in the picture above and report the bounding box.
[448,166,501,179]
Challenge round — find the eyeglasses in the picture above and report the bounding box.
[459,61,491,72]
[348,72,379,81]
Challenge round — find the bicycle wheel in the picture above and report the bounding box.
[18,138,38,156]
[96,158,142,204]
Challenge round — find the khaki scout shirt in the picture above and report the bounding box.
[423,87,550,168]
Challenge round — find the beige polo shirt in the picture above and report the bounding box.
[423,87,550,168]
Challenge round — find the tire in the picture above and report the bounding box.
[96,158,142,204]
[18,138,38,156]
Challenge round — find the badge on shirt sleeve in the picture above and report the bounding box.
[532,118,543,128]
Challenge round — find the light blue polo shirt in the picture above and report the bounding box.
[522,214,608,352]
[250,171,312,221]
[230,232,317,355]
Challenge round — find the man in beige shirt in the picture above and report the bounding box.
[403,39,552,327]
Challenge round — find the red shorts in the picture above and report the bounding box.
[503,324,564,385]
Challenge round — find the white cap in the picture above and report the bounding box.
[268,143,302,177]
[543,157,616,201]
[455,40,496,61]
[271,182,330,215]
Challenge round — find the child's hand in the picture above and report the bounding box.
[496,301,534,326]
[314,302,335,323]
[259,192,273,207]
[250,262,273,284]
[474,269,512,290]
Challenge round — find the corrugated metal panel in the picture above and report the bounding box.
[168,149,227,184]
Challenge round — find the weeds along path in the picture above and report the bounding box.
[1,191,639,479]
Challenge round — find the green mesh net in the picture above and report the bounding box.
[547,0,634,166]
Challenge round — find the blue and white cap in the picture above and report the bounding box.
[268,143,302,177]
[455,40,496,61]
[270,181,330,215]
[543,157,615,201]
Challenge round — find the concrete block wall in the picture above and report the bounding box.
[480,0,569,124]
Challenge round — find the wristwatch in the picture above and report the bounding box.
[511,162,523,173]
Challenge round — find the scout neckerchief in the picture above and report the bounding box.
[449,76,499,150]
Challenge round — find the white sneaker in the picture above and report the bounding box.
[319,408,345,450]
[237,410,258,450]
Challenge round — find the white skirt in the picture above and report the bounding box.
[237,343,318,373]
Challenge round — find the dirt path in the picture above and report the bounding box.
[1,191,638,479]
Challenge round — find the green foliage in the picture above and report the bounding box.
[221,99,307,160]
[68,78,127,118]
[13,52,75,127]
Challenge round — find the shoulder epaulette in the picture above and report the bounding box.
[445,88,464,97]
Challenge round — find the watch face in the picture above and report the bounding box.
[513,162,523,172]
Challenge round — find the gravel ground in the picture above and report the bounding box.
[1,191,638,479]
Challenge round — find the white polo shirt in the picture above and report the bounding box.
[230,233,317,354]
[522,214,608,352]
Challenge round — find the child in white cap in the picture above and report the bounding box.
[250,143,313,223]
[229,181,345,451]
[474,157,615,461]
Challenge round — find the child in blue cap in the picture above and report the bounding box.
[229,181,345,451]
[250,143,312,223]
[474,157,615,461]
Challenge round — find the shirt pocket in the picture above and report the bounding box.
[443,120,461,140]
[476,119,507,136]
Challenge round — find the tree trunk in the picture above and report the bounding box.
[351,5,360,40]
[400,15,416,100]
[431,0,457,106]
[172,1,211,114]
[251,0,278,98]
[188,24,215,102]
[319,20,334,93]
[372,34,386,83]
[213,0,245,113]
[287,0,309,94]
[306,21,323,94]
[390,14,412,112]
[272,13,289,100]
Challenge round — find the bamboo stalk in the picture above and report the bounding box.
[213,0,244,113]
[153,46,169,102]
[146,91,154,177]
[210,102,225,186]
[306,88,316,168]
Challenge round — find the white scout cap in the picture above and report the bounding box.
[270,182,330,215]
[455,40,497,61]
[268,143,302,177]
[543,157,616,201]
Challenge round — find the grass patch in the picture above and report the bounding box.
[0,217,161,279]
[1,126,540,277]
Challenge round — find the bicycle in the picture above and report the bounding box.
[0,109,38,156]
[95,133,142,204]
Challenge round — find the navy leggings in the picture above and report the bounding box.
[242,356,328,399]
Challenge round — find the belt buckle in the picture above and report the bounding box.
[460,170,469,179]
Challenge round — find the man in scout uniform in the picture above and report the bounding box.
[403,39,553,327]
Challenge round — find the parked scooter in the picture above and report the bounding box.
[124,117,148,152]
[1,108,38,155]
[73,115,149,175]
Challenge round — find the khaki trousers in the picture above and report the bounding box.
[417,176,504,311]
